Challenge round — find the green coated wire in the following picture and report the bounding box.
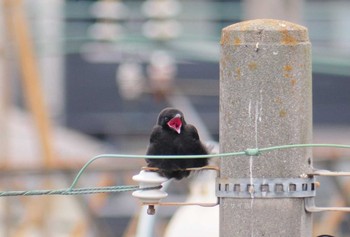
[259,143,350,153]
[67,151,244,190]
[68,143,350,190]
[0,143,350,197]
[0,185,141,197]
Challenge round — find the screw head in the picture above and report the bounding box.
[147,205,156,215]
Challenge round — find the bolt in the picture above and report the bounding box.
[299,173,308,178]
[147,205,156,215]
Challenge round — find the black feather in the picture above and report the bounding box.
[146,108,208,180]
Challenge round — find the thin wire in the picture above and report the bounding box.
[69,143,350,189]
[0,185,137,197]
[0,143,349,197]
[259,143,350,153]
[0,185,163,197]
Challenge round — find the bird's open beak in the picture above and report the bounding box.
[167,114,182,134]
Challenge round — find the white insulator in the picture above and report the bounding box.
[132,170,168,204]
[116,62,144,100]
[147,51,176,98]
[142,0,181,18]
[90,1,129,20]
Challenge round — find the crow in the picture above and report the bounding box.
[146,108,208,180]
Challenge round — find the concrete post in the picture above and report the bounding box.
[219,19,313,236]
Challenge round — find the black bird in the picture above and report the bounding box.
[146,108,208,180]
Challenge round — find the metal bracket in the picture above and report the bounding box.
[304,169,350,213]
[308,169,350,177]
[304,197,350,212]
[135,166,220,215]
[216,177,316,198]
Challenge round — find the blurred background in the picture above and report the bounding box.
[0,0,349,236]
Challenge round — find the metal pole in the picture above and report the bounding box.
[4,0,55,167]
[219,19,313,236]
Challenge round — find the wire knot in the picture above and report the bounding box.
[245,148,260,156]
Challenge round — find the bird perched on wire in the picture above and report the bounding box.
[146,108,208,180]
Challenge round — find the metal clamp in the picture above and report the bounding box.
[216,177,316,198]
[304,169,350,213]
[133,166,220,215]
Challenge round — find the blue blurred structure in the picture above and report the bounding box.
[62,0,350,146]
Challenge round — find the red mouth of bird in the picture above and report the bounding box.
[167,116,182,134]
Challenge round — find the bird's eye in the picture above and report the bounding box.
[164,116,169,121]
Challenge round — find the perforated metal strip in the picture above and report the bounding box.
[216,177,316,198]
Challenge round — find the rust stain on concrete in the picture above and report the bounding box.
[283,65,293,79]
[235,68,241,80]
[279,109,287,118]
[280,30,298,45]
[283,65,293,71]
[248,62,257,70]
[291,79,297,86]
[233,37,241,46]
